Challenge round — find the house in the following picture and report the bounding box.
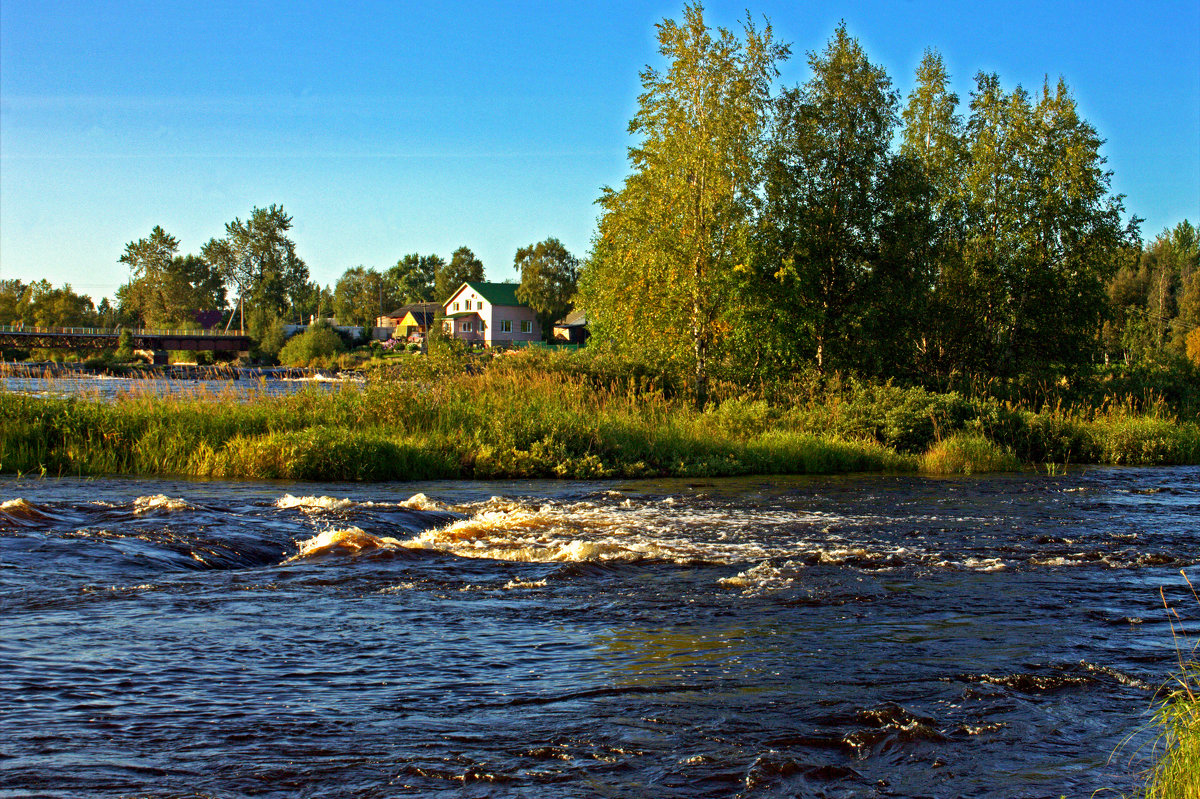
[552,309,588,345]
[442,282,541,347]
[375,302,441,341]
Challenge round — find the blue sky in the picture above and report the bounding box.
[2,0,1197,303]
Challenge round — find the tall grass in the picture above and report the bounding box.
[1132,575,1200,799]
[1,349,1197,481]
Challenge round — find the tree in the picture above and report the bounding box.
[333,266,390,328]
[387,253,442,304]
[956,74,1133,374]
[0,280,27,325]
[900,50,976,373]
[514,238,580,339]
[758,24,925,374]
[578,2,786,406]
[118,227,225,328]
[18,280,98,327]
[201,204,309,328]
[435,247,484,301]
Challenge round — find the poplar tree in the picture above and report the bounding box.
[201,205,309,330]
[579,2,786,407]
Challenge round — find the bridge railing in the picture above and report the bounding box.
[0,325,247,338]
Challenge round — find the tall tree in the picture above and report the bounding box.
[435,247,485,300]
[514,238,580,339]
[333,266,391,328]
[387,253,443,304]
[900,51,976,372]
[6,280,98,327]
[578,2,786,406]
[957,74,1133,373]
[201,205,309,328]
[118,227,225,327]
[758,24,919,373]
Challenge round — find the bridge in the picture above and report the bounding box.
[0,325,253,363]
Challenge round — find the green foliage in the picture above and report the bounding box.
[333,266,389,328]
[580,2,787,407]
[278,321,346,367]
[387,253,443,304]
[248,308,286,360]
[757,24,931,375]
[115,329,135,361]
[0,278,98,328]
[514,238,580,340]
[201,204,309,325]
[435,246,485,301]
[117,227,225,328]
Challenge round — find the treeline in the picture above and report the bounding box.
[1,204,583,356]
[578,6,1198,406]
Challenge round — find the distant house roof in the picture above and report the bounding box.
[384,301,441,318]
[448,282,524,307]
[444,311,480,320]
[555,309,587,327]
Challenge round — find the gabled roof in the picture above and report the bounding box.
[383,302,441,319]
[446,281,525,307]
[555,309,586,327]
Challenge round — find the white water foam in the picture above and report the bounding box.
[133,495,195,514]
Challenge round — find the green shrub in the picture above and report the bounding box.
[278,322,346,367]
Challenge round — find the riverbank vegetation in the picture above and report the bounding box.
[1129,576,1200,799]
[2,348,1197,481]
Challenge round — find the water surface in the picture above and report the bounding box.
[3,467,1197,797]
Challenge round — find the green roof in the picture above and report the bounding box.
[453,281,525,307]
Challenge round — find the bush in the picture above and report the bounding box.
[278,322,346,367]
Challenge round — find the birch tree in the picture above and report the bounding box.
[579,2,786,407]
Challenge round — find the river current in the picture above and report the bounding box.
[2,467,1198,798]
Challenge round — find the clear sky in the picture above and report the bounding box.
[2,0,1197,303]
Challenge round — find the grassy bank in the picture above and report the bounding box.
[1,350,1198,481]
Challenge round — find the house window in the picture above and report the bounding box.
[453,302,460,312]
[500,320,512,333]
[465,300,472,310]
[521,320,533,334]
[461,321,472,333]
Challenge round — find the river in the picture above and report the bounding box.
[2,467,1197,797]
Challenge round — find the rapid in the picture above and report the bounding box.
[2,467,1198,797]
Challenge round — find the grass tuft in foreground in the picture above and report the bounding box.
[1135,576,1200,799]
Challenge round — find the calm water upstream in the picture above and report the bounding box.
[2,468,1198,798]
[0,372,358,401]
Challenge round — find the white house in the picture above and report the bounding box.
[442,282,541,347]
